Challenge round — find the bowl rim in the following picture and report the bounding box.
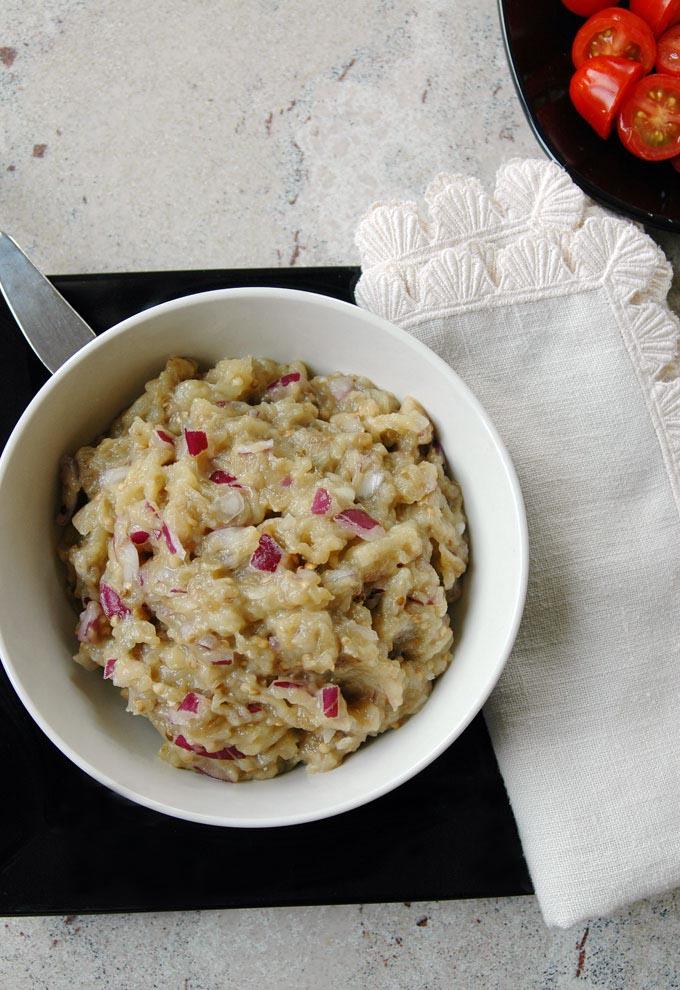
[0,286,529,826]
[497,0,680,233]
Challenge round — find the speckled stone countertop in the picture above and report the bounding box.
[1,1,679,987]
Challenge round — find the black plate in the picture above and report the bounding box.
[0,266,531,916]
[499,0,680,231]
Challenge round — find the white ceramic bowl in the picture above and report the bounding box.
[0,287,527,827]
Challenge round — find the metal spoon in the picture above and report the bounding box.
[0,231,96,374]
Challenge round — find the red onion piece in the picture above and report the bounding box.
[358,468,384,499]
[100,466,128,488]
[322,685,339,718]
[215,401,227,407]
[169,588,187,594]
[250,534,282,572]
[76,600,104,643]
[335,508,385,541]
[130,528,150,545]
[193,766,233,781]
[272,680,305,689]
[280,476,292,488]
[209,471,242,488]
[161,521,184,557]
[234,439,273,455]
[99,583,131,620]
[311,487,332,515]
[114,533,140,586]
[144,501,183,556]
[211,657,233,666]
[247,703,262,713]
[156,430,175,445]
[267,371,301,390]
[327,376,355,401]
[174,734,244,760]
[185,429,208,456]
[103,658,117,679]
[178,692,200,713]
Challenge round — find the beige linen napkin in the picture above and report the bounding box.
[354,159,680,928]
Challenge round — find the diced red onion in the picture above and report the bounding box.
[143,501,184,556]
[156,430,175,445]
[161,521,185,558]
[193,766,233,781]
[169,588,187,594]
[76,600,104,643]
[215,489,245,523]
[114,534,140,586]
[215,401,227,408]
[250,533,282,572]
[234,439,273,455]
[103,658,117,679]
[100,466,129,487]
[175,734,199,751]
[280,475,292,488]
[335,508,385,541]
[174,734,244,760]
[267,371,301,390]
[209,471,242,488]
[99,583,131,620]
[201,527,250,564]
[178,692,201,713]
[327,375,355,401]
[322,685,339,718]
[311,487,332,515]
[247,703,262,713]
[211,657,233,666]
[130,528,149,545]
[272,680,306,690]
[185,429,208,456]
[358,468,384,499]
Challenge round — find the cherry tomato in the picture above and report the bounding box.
[561,0,620,15]
[572,8,657,72]
[656,23,680,72]
[672,153,680,169]
[629,0,680,37]
[618,72,680,159]
[569,56,646,138]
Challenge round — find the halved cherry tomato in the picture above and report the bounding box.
[630,0,680,37]
[570,56,646,138]
[572,8,657,72]
[672,153,680,169]
[618,72,680,159]
[656,23,680,72]
[561,0,620,15]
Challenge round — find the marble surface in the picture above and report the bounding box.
[1,0,679,986]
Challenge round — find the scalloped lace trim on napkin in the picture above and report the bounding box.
[354,158,680,517]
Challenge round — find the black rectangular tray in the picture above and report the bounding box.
[0,265,531,916]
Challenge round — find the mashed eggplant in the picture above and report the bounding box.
[60,356,467,781]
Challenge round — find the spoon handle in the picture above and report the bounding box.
[0,232,96,374]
